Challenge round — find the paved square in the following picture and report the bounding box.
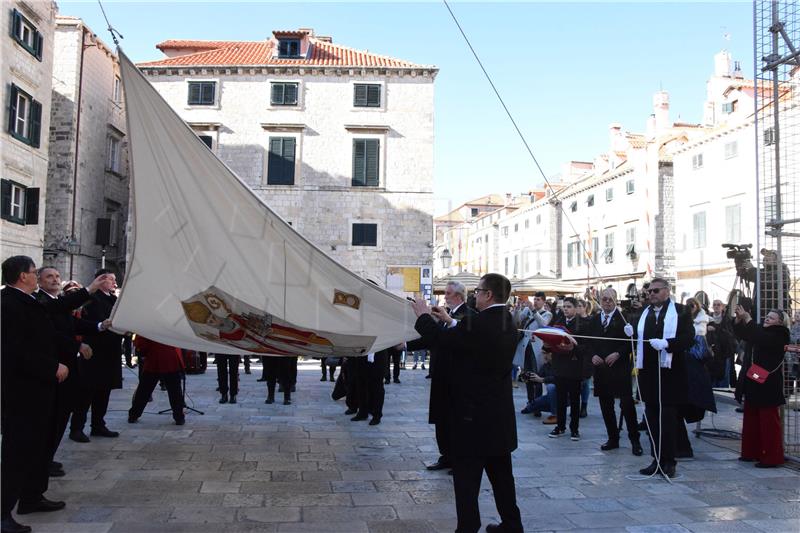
[25,360,800,532]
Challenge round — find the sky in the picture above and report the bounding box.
[60,1,754,215]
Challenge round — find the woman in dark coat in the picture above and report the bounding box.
[733,306,790,467]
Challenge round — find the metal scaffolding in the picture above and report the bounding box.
[754,0,799,455]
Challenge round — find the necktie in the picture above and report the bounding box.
[602,314,609,329]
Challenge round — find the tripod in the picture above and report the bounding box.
[159,372,204,416]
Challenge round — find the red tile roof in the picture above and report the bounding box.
[140,38,429,68]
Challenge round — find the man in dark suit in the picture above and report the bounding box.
[403,280,476,473]
[627,277,694,478]
[1,256,70,533]
[35,267,114,476]
[587,288,642,456]
[70,268,123,442]
[411,273,522,533]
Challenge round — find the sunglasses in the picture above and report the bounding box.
[646,287,666,294]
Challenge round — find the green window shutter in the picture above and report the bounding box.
[188,83,200,105]
[267,137,295,185]
[1,180,11,220]
[34,30,43,61]
[366,85,381,106]
[352,140,366,186]
[10,9,21,39]
[285,83,298,105]
[30,100,41,148]
[8,85,19,134]
[271,83,283,105]
[24,187,39,224]
[365,139,379,186]
[202,83,215,105]
[353,84,367,107]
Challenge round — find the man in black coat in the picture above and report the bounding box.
[70,268,123,442]
[627,277,694,478]
[411,273,522,533]
[35,267,114,476]
[403,280,476,472]
[587,288,642,456]
[1,256,70,533]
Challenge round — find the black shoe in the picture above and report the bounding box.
[520,405,534,414]
[69,430,90,443]
[639,461,659,476]
[265,398,274,404]
[50,461,63,469]
[344,408,358,415]
[600,440,619,451]
[631,441,644,456]
[662,463,677,478]
[369,417,381,425]
[570,430,580,441]
[90,427,119,438]
[219,394,228,404]
[329,375,335,381]
[384,378,390,385]
[755,462,779,468]
[738,456,756,462]
[426,460,451,471]
[393,378,400,384]
[320,376,327,381]
[735,406,744,413]
[16,497,66,514]
[257,377,267,382]
[159,384,167,391]
[580,403,588,418]
[128,412,138,424]
[48,464,65,477]
[532,411,542,418]
[412,364,417,370]
[1,516,31,533]
[283,399,292,405]
[245,369,251,375]
[425,374,431,379]
[548,428,565,438]
[174,418,185,425]
[229,395,237,404]
[486,525,517,533]
[351,414,368,421]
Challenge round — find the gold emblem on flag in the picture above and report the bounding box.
[333,290,361,310]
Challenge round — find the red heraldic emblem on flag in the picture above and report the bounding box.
[532,326,576,354]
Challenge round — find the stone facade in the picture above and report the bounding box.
[44,16,129,284]
[140,33,436,292]
[1,1,57,265]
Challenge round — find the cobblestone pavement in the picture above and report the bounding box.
[24,360,800,532]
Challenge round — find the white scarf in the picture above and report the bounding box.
[636,300,678,369]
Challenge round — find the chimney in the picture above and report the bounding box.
[653,91,670,133]
[505,193,512,205]
[298,27,315,37]
[608,122,623,152]
[714,50,732,77]
[316,35,332,43]
[733,60,743,79]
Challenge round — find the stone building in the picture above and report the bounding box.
[44,16,129,284]
[137,29,437,294]
[1,1,57,265]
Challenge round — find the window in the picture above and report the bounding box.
[11,9,43,60]
[470,207,478,217]
[536,214,541,225]
[587,194,595,207]
[603,233,614,264]
[692,153,704,170]
[692,211,707,248]
[722,101,737,114]
[570,201,577,212]
[106,136,121,173]
[591,237,599,263]
[113,76,121,102]
[351,223,377,246]
[606,188,614,202]
[8,85,41,147]
[567,242,574,268]
[504,257,509,276]
[1,179,39,225]
[198,135,213,149]
[524,219,529,229]
[267,137,296,185]
[514,223,519,233]
[575,242,583,266]
[724,141,738,159]
[626,179,635,194]
[725,204,741,243]
[270,82,298,106]
[626,227,636,256]
[502,226,509,237]
[187,81,216,105]
[763,127,775,146]
[352,139,379,186]
[513,255,518,277]
[278,39,301,58]
[353,84,381,107]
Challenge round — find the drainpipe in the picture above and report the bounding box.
[69,26,88,279]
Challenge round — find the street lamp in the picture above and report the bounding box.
[440,248,452,270]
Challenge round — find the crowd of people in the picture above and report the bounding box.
[2,254,796,533]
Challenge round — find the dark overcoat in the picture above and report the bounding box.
[733,320,789,408]
[586,309,635,398]
[80,291,123,390]
[414,305,518,457]
[549,315,593,381]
